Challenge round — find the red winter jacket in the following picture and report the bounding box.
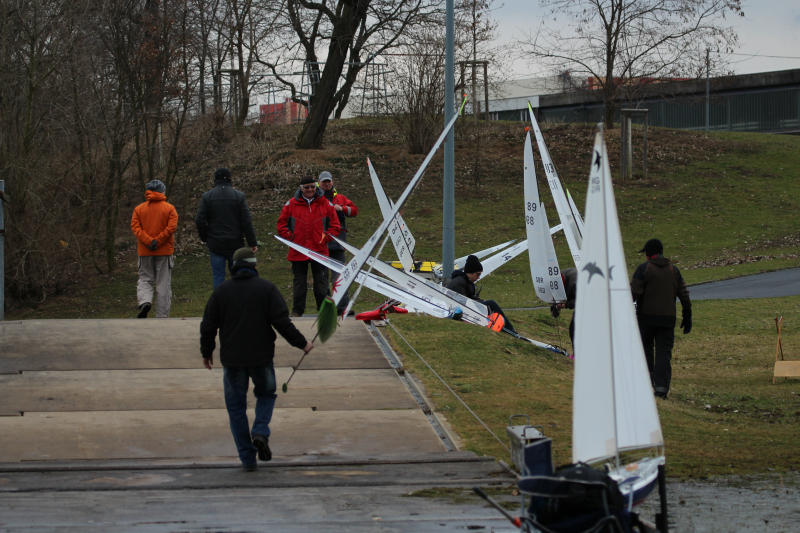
[277,188,341,261]
[324,188,358,252]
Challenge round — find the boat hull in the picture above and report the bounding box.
[608,455,664,507]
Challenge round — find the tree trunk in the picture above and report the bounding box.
[603,82,616,129]
[296,0,370,149]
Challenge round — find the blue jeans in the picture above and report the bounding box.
[210,251,233,289]
[223,365,277,466]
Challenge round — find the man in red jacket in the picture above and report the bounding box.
[277,176,341,316]
[130,179,179,318]
[318,170,358,315]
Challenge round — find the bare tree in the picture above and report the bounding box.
[0,0,88,300]
[389,30,446,154]
[526,0,744,127]
[256,0,438,149]
[224,0,285,126]
[455,0,496,115]
[387,0,498,162]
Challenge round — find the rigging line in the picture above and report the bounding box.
[387,320,510,453]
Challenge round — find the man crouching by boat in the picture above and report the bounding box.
[631,238,692,399]
[446,255,516,333]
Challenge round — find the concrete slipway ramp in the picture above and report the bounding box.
[0,318,517,532]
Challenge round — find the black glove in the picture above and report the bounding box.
[550,303,561,318]
[149,239,158,251]
[680,310,692,334]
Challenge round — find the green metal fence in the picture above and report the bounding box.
[525,86,800,133]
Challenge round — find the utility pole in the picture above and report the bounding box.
[705,48,710,131]
[442,0,455,281]
[0,180,5,320]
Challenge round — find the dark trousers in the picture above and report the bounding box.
[291,259,329,315]
[222,365,276,466]
[328,248,350,313]
[638,322,675,396]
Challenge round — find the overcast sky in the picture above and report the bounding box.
[490,0,800,77]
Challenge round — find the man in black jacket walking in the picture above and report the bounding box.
[631,239,692,399]
[195,168,258,288]
[200,247,313,471]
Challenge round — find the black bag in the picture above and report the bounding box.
[520,462,631,533]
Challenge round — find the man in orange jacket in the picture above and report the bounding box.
[131,179,179,318]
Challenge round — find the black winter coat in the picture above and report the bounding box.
[200,268,307,367]
[631,255,691,328]
[195,179,258,256]
[446,270,477,299]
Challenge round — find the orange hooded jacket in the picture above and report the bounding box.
[131,190,179,256]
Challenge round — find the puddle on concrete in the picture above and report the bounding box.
[636,473,800,532]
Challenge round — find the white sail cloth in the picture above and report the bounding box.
[572,128,663,465]
[524,131,566,303]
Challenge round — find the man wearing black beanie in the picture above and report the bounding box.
[195,168,259,289]
[446,254,516,333]
[201,247,313,471]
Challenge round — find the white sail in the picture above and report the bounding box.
[275,236,451,318]
[331,236,490,327]
[332,104,464,306]
[524,131,566,304]
[527,102,584,267]
[367,159,416,272]
[572,128,663,466]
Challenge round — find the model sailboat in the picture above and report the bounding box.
[527,102,585,268]
[524,130,566,304]
[572,126,664,503]
[506,126,666,532]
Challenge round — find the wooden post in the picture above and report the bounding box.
[483,61,490,121]
[773,315,800,382]
[642,113,649,180]
[620,115,629,180]
[620,109,649,180]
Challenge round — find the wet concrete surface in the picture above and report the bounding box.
[637,474,800,533]
[1,316,798,531]
[0,317,518,532]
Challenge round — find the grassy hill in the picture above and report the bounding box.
[6,117,800,479]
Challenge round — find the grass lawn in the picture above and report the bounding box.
[5,118,799,480]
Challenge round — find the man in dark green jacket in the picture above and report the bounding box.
[201,247,313,471]
[631,239,692,399]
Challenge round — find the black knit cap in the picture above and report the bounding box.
[232,247,256,270]
[639,238,663,256]
[299,175,315,185]
[214,167,232,182]
[464,255,483,274]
